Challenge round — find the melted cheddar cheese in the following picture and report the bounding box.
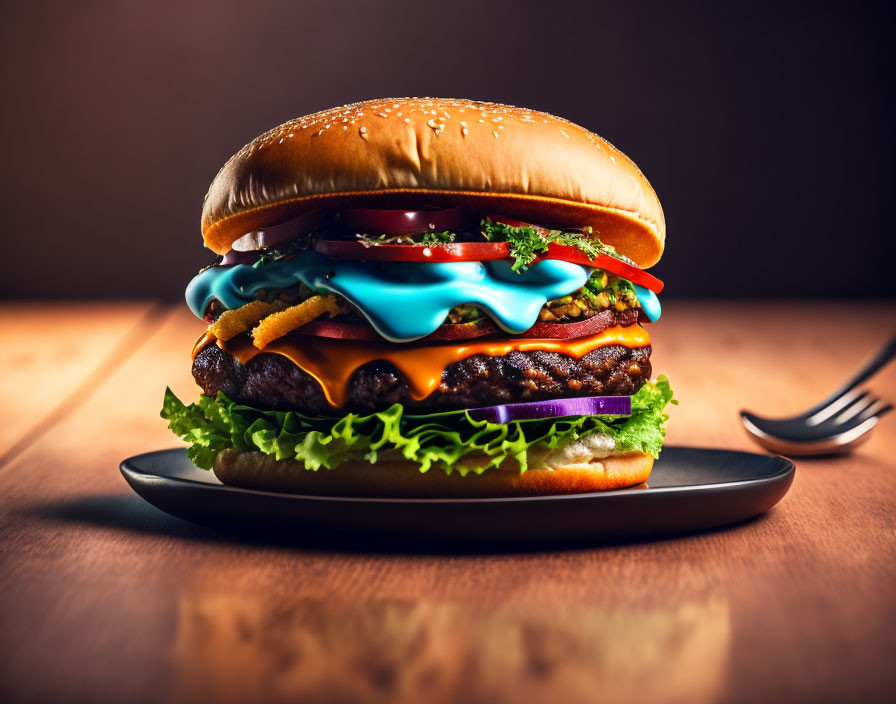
[193,325,650,408]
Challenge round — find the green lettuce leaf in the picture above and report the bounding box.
[161,377,675,474]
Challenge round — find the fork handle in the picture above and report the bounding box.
[806,334,896,415]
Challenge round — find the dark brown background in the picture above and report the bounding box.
[1,0,892,300]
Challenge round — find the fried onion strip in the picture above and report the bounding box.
[208,300,274,341]
[252,295,344,349]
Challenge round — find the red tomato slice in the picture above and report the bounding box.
[291,313,631,342]
[486,216,663,292]
[315,238,664,293]
[340,206,468,235]
[536,245,664,293]
[313,238,511,262]
[294,317,499,342]
[520,309,628,339]
[315,211,664,293]
[485,214,551,236]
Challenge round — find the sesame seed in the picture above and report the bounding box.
[460,121,467,127]
[427,119,438,128]
[462,127,469,136]
[493,131,499,138]
[403,118,411,123]
[560,130,569,139]
[377,112,387,118]
[609,155,616,163]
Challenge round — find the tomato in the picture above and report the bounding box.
[340,206,468,235]
[313,238,510,262]
[485,214,551,236]
[293,310,638,341]
[294,317,498,342]
[315,237,663,293]
[520,309,623,339]
[536,245,664,293]
[487,215,663,292]
[315,214,664,293]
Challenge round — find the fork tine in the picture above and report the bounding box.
[801,335,896,418]
[806,389,869,426]
[834,394,877,423]
[857,401,893,422]
[827,403,890,436]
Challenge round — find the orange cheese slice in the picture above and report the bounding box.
[194,325,650,408]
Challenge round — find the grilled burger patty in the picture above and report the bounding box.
[193,340,652,415]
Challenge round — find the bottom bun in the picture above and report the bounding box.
[212,449,655,498]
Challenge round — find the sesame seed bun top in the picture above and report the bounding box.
[201,98,666,267]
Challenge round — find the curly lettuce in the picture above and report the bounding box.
[161,377,675,475]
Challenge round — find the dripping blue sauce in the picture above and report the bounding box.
[186,250,661,342]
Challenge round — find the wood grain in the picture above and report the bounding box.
[1,301,894,704]
[0,301,159,460]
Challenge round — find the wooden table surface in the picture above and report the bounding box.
[1,301,894,704]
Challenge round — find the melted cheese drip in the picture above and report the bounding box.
[194,326,650,408]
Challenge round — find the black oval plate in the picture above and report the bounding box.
[120,447,794,548]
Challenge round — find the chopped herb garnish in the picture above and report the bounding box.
[421,230,456,245]
[251,238,310,269]
[480,218,619,272]
[355,232,419,246]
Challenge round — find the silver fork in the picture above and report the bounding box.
[740,335,895,456]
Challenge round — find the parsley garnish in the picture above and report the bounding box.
[421,231,456,245]
[355,231,456,247]
[251,238,309,268]
[480,218,613,272]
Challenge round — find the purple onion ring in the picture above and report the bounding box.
[232,209,325,251]
[466,396,631,423]
[220,249,261,266]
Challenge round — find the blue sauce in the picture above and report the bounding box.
[186,250,590,342]
[633,284,661,322]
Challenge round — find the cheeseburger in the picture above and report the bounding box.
[163,98,674,497]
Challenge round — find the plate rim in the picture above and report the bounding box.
[120,446,795,506]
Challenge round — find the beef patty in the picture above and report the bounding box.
[193,340,652,415]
